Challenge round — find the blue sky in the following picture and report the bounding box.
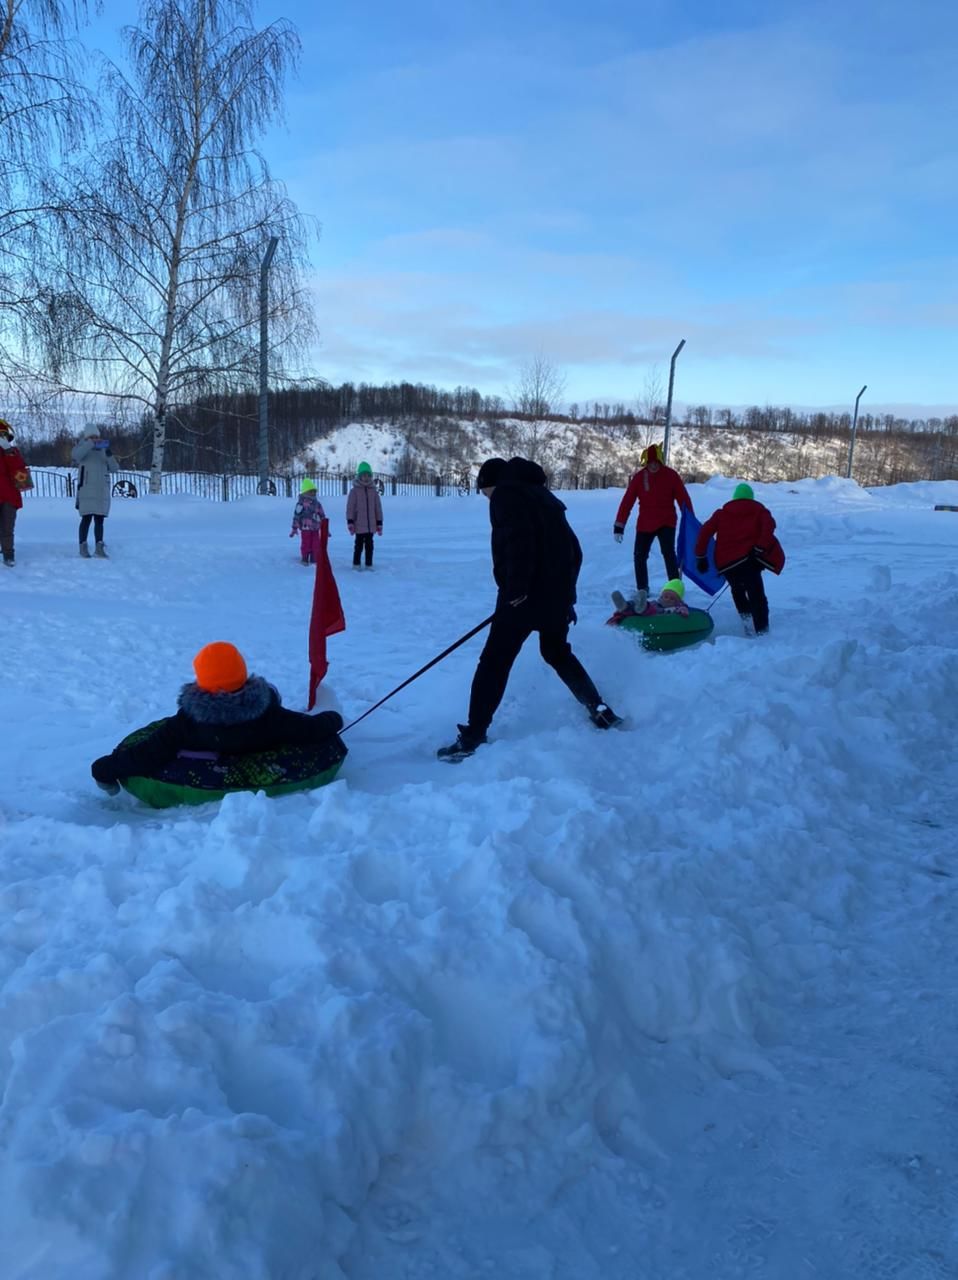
[101,1,958,412]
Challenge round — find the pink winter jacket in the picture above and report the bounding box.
[346,478,383,535]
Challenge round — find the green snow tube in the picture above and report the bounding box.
[118,718,347,808]
[615,606,714,653]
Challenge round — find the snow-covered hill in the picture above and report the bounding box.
[293,417,951,488]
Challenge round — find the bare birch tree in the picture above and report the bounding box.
[30,0,316,491]
[637,364,664,446]
[0,0,93,394]
[510,354,566,464]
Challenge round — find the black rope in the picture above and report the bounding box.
[340,613,496,734]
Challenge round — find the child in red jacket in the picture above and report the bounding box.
[613,443,693,600]
[694,483,785,635]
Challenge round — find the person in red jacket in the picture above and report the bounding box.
[0,418,32,567]
[694,483,785,635]
[613,443,693,600]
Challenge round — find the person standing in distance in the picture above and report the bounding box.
[346,461,383,570]
[438,457,620,761]
[613,443,693,611]
[72,431,120,558]
[0,419,32,567]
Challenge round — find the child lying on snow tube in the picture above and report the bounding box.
[607,579,713,652]
[91,642,346,807]
[611,578,689,618]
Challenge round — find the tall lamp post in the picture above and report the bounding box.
[845,384,867,481]
[257,235,279,495]
[662,338,686,466]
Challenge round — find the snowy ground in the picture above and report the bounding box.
[2,477,958,1280]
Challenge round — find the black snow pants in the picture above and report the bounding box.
[633,525,679,592]
[467,602,600,736]
[723,557,770,634]
[353,533,374,566]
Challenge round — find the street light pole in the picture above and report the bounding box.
[845,384,867,481]
[258,235,279,495]
[662,338,686,466]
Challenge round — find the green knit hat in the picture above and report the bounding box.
[661,578,685,599]
[300,477,317,494]
[356,461,373,477]
[733,482,754,501]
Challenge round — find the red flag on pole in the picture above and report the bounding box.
[307,519,346,709]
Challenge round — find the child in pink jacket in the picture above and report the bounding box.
[346,461,383,570]
[290,478,327,564]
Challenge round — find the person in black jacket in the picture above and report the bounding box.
[91,642,343,791]
[438,457,620,761]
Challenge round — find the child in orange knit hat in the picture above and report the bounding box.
[91,642,342,792]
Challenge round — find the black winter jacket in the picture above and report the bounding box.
[488,459,582,625]
[92,676,343,783]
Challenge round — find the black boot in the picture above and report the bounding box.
[588,702,622,729]
[437,724,487,762]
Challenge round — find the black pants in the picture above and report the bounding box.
[723,558,769,633]
[467,604,601,736]
[633,525,679,592]
[353,532,374,566]
[0,503,16,557]
[79,514,105,544]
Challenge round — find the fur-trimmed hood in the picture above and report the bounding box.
[177,674,280,725]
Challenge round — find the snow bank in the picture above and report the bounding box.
[2,479,958,1277]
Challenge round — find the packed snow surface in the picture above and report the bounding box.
[2,476,958,1279]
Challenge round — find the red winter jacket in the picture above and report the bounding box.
[694,497,785,574]
[0,445,30,509]
[614,465,692,534]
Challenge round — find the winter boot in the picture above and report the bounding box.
[2,552,13,567]
[301,555,310,565]
[611,590,631,614]
[352,563,362,571]
[631,588,648,612]
[588,702,623,730]
[95,542,109,559]
[79,543,91,558]
[437,724,487,762]
[739,612,755,637]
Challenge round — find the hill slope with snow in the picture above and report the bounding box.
[294,417,950,489]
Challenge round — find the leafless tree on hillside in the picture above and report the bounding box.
[637,364,664,446]
[510,354,566,463]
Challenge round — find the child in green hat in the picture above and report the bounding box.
[346,462,383,570]
[290,477,327,564]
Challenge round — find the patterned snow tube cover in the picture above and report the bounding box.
[118,718,348,808]
[612,606,714,653]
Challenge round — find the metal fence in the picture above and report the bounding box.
[23,468,477,502]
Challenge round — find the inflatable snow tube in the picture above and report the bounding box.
[117,718,348,809]
[613,606,714,653]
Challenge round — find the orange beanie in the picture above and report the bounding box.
[192,642,248,693]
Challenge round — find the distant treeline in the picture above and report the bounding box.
[17,379,958,476]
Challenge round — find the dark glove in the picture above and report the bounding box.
[696,556,709,573]
[92,755,118,784]
[96,780,121,796]
[289,530,296,537]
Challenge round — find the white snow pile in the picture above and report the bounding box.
[2,476,958,1278]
